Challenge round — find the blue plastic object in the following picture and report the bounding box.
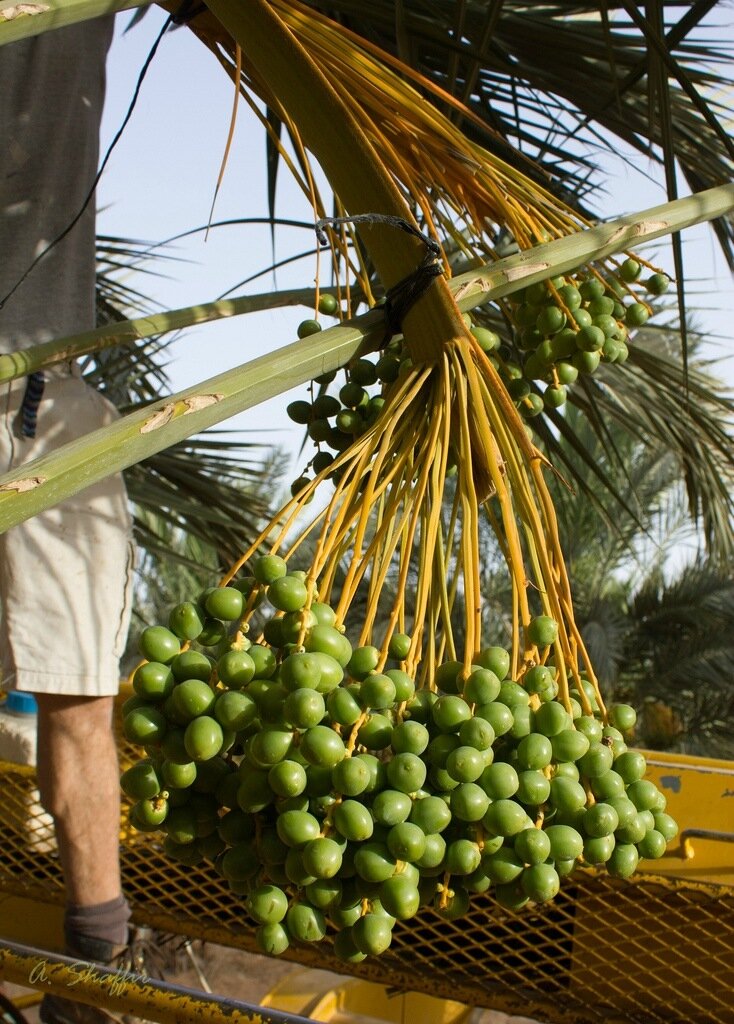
[4,691,38,716]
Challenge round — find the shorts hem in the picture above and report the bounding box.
[9,668,122,698]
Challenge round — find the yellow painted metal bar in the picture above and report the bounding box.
[0,940,314,1024]
[641,750,734,886]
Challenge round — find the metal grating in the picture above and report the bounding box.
[2,721,734,1024]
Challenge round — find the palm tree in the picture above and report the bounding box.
[2,9,734,1015]
[0,3,732,678]
[0,2,731,541]
[619,561,734,755]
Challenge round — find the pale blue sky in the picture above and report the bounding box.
[97,9,733,486]
[99,8,315,471]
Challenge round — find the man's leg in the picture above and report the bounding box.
[36,695,125,916]
[35,695,133,1024]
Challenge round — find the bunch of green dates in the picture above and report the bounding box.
[495,259,670,418]
[121,561,677,962]
[286,293,403,495]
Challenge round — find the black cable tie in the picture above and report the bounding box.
[383,260,443,336]
[315,214,443,340]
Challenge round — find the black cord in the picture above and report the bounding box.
[170,0,207,25]
[0,11,174,313]
[315,214,443,340]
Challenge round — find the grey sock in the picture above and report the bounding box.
[64,895,131,963]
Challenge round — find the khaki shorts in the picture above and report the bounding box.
[0,371,134,697]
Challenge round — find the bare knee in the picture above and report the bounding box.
[36,693,115,733]
[35,694,117,817]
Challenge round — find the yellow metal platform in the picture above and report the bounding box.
[260,968,477,1024]
[643,750,734,887]
[2,715,733,1024]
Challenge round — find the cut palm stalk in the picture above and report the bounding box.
[3,185,731,386]
[0,0,150,45]
[0,289,342,384]
[1,186,732,535]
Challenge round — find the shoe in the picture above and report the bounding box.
[38,930,154,1024]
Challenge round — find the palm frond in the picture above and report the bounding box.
[575,324,734,560]
[87,232,176,403]
[295,2,734,262]
[627,561,734,753]
[127,434,284,570]
[579,597,632,688]
[541,402,684,579]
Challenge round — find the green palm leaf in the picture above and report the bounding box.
[629,562,734,755]
[555,326,734,560]
[126,434,281,571]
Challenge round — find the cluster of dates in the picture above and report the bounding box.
[121,560,677,962]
